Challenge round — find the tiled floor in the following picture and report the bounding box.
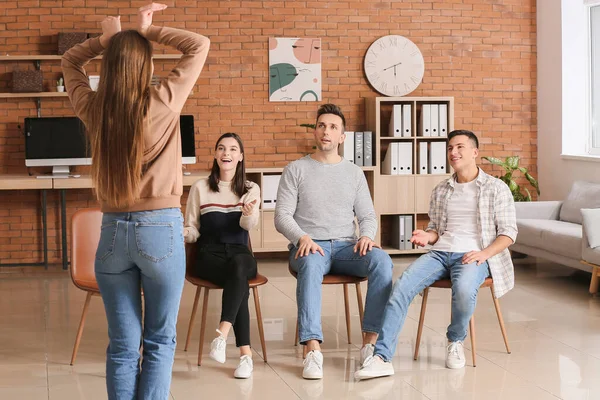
[1,255,599,399]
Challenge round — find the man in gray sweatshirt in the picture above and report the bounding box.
[275,104,394,380]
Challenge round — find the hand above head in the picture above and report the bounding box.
[353,236,380,256]
[410,229,430,248]
[295,235,325,259]
[137,3,168,36]
[241,199,257,216]
[99,16,121,47]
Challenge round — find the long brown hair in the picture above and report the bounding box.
[88,30,153,209]
[208,133,249,197]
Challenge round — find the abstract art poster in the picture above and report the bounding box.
[269,37,321,102]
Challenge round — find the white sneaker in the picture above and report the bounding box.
[234,355,253,379]
[446,341,466,369]
[354,355,394,381]
[209,330,227,364]
[360,343,375,366]
[302,350,324,379]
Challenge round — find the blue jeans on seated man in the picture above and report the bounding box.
[374,250,490,362]
[289,239,394,344]
[94,208,185,400]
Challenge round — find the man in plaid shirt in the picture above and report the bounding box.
[356,130,517,380]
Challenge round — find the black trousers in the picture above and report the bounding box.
[194,243,257,347]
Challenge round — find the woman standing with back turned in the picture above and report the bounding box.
[61,3,209,399]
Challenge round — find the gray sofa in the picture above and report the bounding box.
[512,181,600,289]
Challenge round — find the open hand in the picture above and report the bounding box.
[295,235,324,259]
[353,236,380,256]
[138,3,168,36]
[462,250,491,266]
[410,229,430,248]
[242,199,257,216]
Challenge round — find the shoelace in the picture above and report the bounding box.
[239,355,252,367]
[362,355,376,367]
[447,342,462,358]
[303,352,322,370]
[214,336,226,351]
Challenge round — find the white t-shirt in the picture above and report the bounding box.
[432,179,482,253]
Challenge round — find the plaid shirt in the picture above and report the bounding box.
[426,168,518,298]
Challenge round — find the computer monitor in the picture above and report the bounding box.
[180,115,196,165]
[24,116,91,178]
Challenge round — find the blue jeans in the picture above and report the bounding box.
[374,251,490,362]
[289,240,393,344]
[94,208,185,400]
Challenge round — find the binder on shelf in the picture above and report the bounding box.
[390,215,402,249]
[402,104,412,137]
[429,141,447,175]
[404,215,413,250]
[382,143,399,175]
[420,104,431,136]
[262,174,281,210]
[397,142,413,175]
[364,131,373,167]
[439,104,448,137]
[354,131,364,166]
[418,141,429,174]
[430,104,439,137]
[340,131,355,163]
[399,216,406,249]
[388,104,403,137]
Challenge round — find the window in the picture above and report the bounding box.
[590,5,600,154]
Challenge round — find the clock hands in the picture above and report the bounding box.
[383,62,402,77]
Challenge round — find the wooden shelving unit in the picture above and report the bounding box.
[365,96,454,255]
[0,54,182,116]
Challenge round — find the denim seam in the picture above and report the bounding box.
[96,221,118,262]
[134,222,174,262]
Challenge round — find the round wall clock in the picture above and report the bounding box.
[364,35,425,97]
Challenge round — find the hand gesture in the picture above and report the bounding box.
[137,3,168,36]
[462,250,491,266]
[353,236,380,256]
[100,16,121,47]
[410,230,430,248]
[295,235,324,259]
[241,199,257,216]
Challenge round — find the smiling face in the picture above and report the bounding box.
[314,113,345,153]
[215,137,243,174]
[447,134,478,172]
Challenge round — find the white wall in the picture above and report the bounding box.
[538,0,600,200]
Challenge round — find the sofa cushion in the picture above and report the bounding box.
[559,181,600,224]
[516,219,582,259]
[582,208,600,248]
[583,247,600,266]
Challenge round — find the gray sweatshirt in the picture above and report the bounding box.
[274,155,377,246]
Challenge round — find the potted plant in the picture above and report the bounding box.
[57,77,65,92]
[482,155,540,201]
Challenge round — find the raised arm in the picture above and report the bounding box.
[61,16,121,121]
[240,184,260,232]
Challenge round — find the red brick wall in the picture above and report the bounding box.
[0,0,536,264]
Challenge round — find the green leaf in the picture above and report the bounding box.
[518,167,528,174]
[508,179,519,192]
[524,172,540,195]
[300,123,316,129]
[481,156,505,167]
[505,156,519,170]
[524,187,532,202]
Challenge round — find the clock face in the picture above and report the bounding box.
[364,35,425,97]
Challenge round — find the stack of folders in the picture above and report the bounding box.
[262,174,281,210]
[387,104,412,137]
[339,131,373,167]
[391,215,414,250]
[418,141,447,175]
[419,104,448,137]
[382,142,412,175]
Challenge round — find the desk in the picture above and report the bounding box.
[53,172,210,270]
[0,175,52,268]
